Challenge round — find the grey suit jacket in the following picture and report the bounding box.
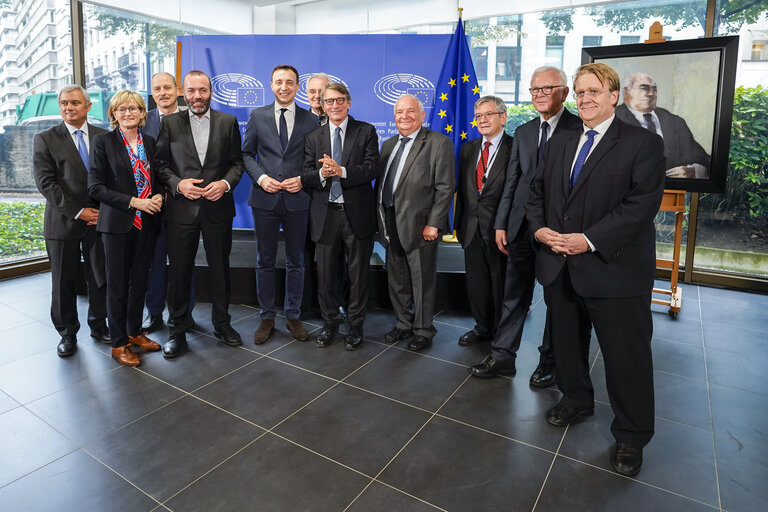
[375,128,455,253]
[33,121,107,240]
[495,108,581,241]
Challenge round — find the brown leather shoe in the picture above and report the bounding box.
[129,334,162,351]
[253,319,275,345]
[111,346,140,366]
[286,318,309,341]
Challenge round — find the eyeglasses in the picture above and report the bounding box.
[573,89,610,100]
[115,106,141,114]
[474,112,504,121]
[322,97,347,106]
[529,85,565,96]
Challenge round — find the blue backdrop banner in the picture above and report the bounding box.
[178,34,453,229]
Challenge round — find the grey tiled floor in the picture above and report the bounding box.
[0,272,766,511]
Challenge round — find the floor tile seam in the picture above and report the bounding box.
[186,392,272,431]
[652,367,708,382]
[589,397,716,433]
[259,352,346,384]
[700,317,768,335]
[238,338,303,357]
[358,480,449,512]
[0,343,51,366]
[0,446,80,491]
[263,381,345,433]
[78,447,165,508]
[0,316,40,334]
[333,338,404,382]
[371,340,480,369]
[187,355,268,393]
[158,433,269,507]
[274,310,325,330]
[531,426,569,512]
[338,380,438,415]
[652,333,705,347]
[705,380,768,398]
[266,430,376,479]
[555,452,722,510]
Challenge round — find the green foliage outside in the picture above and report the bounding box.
[504,102,577,133]
[0,203,45,258]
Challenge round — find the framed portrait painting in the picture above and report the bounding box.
[583,36,739,193]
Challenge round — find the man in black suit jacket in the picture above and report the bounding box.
[141,72,196,335]
[454,95,511,347]
[375,94,455,352]
[33,85,109,357]
[470,67,580,387]
[301,83,379,350]
[526,63,665,477]
[615,72,710,179]
[243,64,318,345]
[155,70,245,358]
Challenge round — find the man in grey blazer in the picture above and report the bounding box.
[243,64,318,345]
[376,94,455,351]
[33,85,109,357]
[470,66,580,385]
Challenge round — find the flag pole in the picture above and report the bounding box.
[441,8,463,244]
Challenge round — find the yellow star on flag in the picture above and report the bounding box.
[449,78,457,87]
[445,124,453,134]
[472,85,480,95]
[461,73,470,82]
[460,131,467,140]
[438,109,447,119]
[439,92,448,101]
[471,119,478,128]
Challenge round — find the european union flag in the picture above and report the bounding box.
[407,87,435,109]
[428,18,480,233]
[237,87,264,108]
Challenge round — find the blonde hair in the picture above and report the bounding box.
[573,63,621,106]
[107,90,147,129]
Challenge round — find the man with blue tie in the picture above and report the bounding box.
[33,85,109,357]
[243,64,317,345]
[141,72,196,334]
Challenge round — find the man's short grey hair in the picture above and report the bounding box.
[308,73,332,85]
[58,84,90,104]
[152,71,177,83]
[474,95,506,114]
[394,94,424,114]
[622,72,656,91]
[531,66,568,87]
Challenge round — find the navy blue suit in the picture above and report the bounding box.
[243,102,317,320]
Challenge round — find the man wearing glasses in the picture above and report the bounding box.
[454,96,512,351]
[300,83,379,349]
[526,62,665,476]
[470,67,580,387]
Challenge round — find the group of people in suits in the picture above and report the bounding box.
[34,61,665,476]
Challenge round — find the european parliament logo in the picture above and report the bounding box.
[296,73,347,107]
[211,73,264,108]
[373,74,435,109]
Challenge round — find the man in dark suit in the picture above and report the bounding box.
[155,70,245,358]
[243,64,317,345]
[33,85,110,357]
[470,67,580,387]
[454,95,511,347]
[526,63,665,477]
[376,94,455,352]
[301,82,379,350]
[141,72,196,334]
[615,72,710,179]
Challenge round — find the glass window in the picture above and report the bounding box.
[495,46,521,80]
[621,35,641,44]
[582,35,603,47]
[473,46,488,80]
[545,35,565,69]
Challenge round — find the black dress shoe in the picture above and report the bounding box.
[546,401,594,427]
[163,333,187,359]
[529,362,556,388]
[470,355,516,378]
[458,327,489,346]
[214,324,242,347]
[611,442,643,477]
[317,323,338,348]
[384,327,412,344]
[408,335,432,352]
[141,314,164,334]
[344,325,363,351]
[57,335,77,357]
[90,327,111,344]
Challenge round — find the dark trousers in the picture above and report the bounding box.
[145,218,195,317]
[252,196,308,320]
[492,223,554,365]
[464,231,507,337]
[45,228,107,337]
[316,205,373,326]
[385,207,438,340]
[103,223,156,348]
[545,265,655,447]
[166,213,232,334]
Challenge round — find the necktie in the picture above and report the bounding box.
[75,129,89,169]
[537,121,549,164]
[476,141,491,192]
[279,108,289,151]
[382,136,410,208]
[570,129,597,190]
[329,126,343,202]
[643,113,657,134]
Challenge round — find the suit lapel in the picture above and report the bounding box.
[56,123,87,173]
[395,129,427,193]
[569,120,620,198]
[483,135,511,193]
[341,119,359,167]
[110,129,137,194]
[561,130,581,195]
[177,112,197,165]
